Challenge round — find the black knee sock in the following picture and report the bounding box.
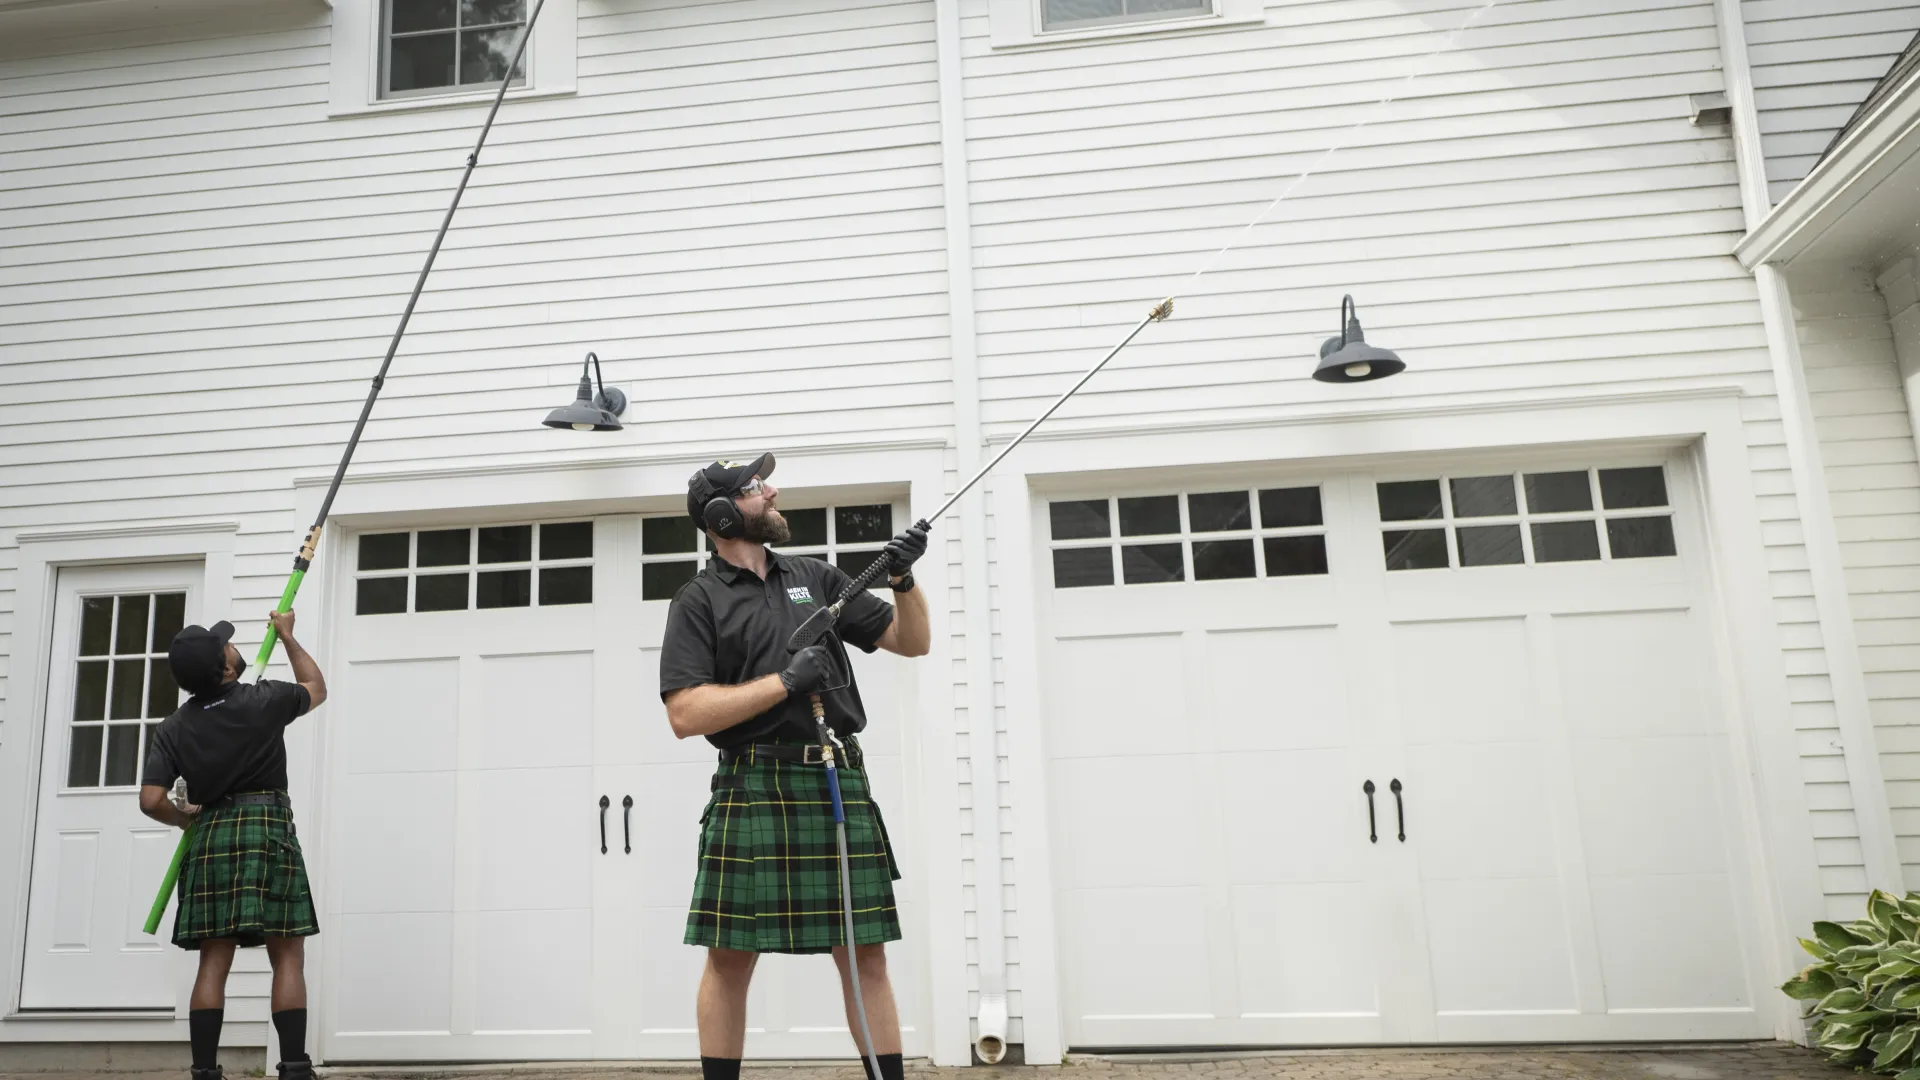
[859,1052,904,1080]
[700,1057,742,1080]
[271,1008,309,1063]
[189,1008,223,1071]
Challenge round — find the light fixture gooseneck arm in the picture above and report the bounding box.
[1340,293,1357,347]
[588,350,606,404]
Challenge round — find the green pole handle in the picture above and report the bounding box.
[254,569,306,672]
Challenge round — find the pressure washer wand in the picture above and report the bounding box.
[813,695,885,1080]
[141,0,549,938]
[789,297,1173,651]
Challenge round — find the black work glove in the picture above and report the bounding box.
[779,643,843,697]
[884,519,932,573]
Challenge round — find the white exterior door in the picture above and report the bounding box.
[322,504,927,1062]
[21,563,198,1010]
[1037,452,1769,1048]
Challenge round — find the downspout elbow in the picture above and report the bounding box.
[975,991,1009,1064]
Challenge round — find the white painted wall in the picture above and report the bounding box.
[1742,0,1920,203]
[1788,269,1920,894]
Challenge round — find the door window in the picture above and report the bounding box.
[1047,487,1329,588]
[67,592,185,788]
[639,503,898,601]
[1378,465,1676,571]
[354,520,594,614]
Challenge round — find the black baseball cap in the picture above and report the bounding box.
[685,452,776,525]
[168,621,235,696]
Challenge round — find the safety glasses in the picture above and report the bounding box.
[734,476,769,499]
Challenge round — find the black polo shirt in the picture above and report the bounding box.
[659,548,896,749]
[141,679,311,805]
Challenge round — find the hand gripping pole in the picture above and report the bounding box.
[142,0,550,938]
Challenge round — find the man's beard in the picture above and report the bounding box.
[742,504,790,545]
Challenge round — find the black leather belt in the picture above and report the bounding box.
[717,737,863,768]
[206,790,291,810]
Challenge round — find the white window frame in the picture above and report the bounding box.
[988,0,1265,49]
[328,0,577,118]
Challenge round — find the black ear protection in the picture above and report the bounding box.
[703,491,745,540]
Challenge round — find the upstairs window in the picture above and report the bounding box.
[383,0,528,100]
[1042,0,1210,31]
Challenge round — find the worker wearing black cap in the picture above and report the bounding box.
[662,453,931,1080]
[138,611,327,1080]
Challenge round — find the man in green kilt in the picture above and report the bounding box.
[662,454,931,1080]
[139,611,327,1080]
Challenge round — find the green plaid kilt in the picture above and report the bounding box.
[686,738,902,954]
[173,795,318,950]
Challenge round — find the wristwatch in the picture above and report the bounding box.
[888,572,915,593]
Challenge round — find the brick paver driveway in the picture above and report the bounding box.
[0,1044,1855,1080]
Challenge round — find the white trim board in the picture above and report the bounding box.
[991,390,1827,1047]
[0,523,239,1042]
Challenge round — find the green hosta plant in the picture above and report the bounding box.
[1786,890,1920,1077]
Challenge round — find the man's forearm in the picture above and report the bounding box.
[139,786,196,829]
[281,634,324,694]
[891,582,931,657]
[667,674,790,739]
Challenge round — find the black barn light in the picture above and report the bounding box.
[1313,295,1406,383]
[543,351,628,431]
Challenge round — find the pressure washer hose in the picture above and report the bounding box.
[813,694,885,1080]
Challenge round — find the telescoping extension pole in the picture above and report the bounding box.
[142,0,551,936]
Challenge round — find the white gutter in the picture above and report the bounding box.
[1715,0,1905,894]
[1735,61,1920,269]
[933,0,1011,1064]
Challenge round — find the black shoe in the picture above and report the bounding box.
[190,1067,224,1080]
[276,1061,314,1080]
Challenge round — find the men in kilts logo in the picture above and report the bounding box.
[661,453,931,1080]
[138,612,327,1080]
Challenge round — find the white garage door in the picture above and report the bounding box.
[1038,453,1769,1049]
[322,507,926,1062]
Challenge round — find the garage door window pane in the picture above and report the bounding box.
[836,505,893,544]
[1449,476,1516,518]
[1264,535,1328,576]
[148,659,180,718]
[836,550,888,588]
[477,569,531,608]
[359,532,411,571]
[418,529,470,567]
[1457,524,1523,566]
[416,573,468,611]
[151,593,186,650]
[478,525,532,564]
[1524,472,1592,513]
[1052,548,1113,588]
[115,595,150,655]
[542,521,594,560]
[110,659,145,719]
[1122,543,1184,583]
[1049,500,1110,540]
[1383,528,1448,570]
[1188,491,1251,532]
[1600,467,1667,509]
[1193,539,1255,580]
[643,517,697,554]
[1607,516,1676,558]
[1259,487,1322,528]
[1532,521,1600,562]
[781,508,828,547]
[80,597,114,656]
[1119,496,1180,537]
[1378,480,1443,522]
[643,561,697,601]
[541,565,593,605]
[105,724,141,786]
[357,577,408,615]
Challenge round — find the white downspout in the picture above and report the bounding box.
[933,0,1010,1063]
[1712,0,1905,894]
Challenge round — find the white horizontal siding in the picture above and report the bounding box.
[1789,272,1920,897]
[1742,0,1920,203]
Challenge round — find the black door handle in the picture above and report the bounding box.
[1390,778,1406,842]
[623,795,633,854]
[599,795,610,854]
[1363,780,1378,844]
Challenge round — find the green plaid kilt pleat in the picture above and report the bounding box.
[685,739,903,954]
[173,796,319,950]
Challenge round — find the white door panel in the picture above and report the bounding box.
[22,563,200,1010]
